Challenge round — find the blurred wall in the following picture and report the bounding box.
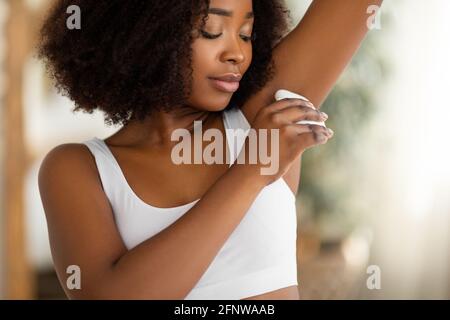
[0,0,9,299]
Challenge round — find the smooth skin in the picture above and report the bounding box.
[39,0,383,299]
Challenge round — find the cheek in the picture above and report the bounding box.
[188,44,227,109]
[190,45,211,85]
[188,42,205,87]
[245,47,253,72]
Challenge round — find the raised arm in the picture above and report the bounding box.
[241,0,384,123]
[240,0,383,194]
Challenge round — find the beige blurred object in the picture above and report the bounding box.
[2,0,51,299]
[297,228,321,264]
[298,230,371,300]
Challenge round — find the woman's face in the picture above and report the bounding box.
[188,0,254,111]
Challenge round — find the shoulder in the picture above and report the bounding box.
[38,143,101,204]
[39,143,97,179]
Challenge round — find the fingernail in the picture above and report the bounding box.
[308,102,316,109]
[320,112,328,120]
[316,133,327,143]
[327,128,334,136]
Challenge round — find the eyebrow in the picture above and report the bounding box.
[208,8,254,19]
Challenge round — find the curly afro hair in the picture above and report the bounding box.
[37,0,292,126]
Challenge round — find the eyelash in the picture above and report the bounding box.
[200,30,254,42]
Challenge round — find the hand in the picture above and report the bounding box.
[237,98,333,186]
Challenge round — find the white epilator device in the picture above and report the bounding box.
[275,89,327,128]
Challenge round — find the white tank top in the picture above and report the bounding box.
[83,107,298,299]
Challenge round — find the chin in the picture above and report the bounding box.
[193,94,233,112]
[210,99,233,112]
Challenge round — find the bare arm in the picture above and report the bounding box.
[39,98,326,300]
[241,0,384,194]
[39,144,266,299]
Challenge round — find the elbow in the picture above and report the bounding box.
[61,265,193,299]
[63,280,189,300]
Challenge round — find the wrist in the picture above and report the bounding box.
[228,163,272,190]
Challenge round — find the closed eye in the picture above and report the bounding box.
[200,30,254,42]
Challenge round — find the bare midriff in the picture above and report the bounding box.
[241,285,299,300]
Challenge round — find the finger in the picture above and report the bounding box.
[268,98,315,113]
[280,98,316,110]
[286,123,313,135]
[308,124,334,138]
[277,105,327,124]
[289,123,331,137]
[300,131,328,149]
[292,125,332,151]
[309,124,334,137]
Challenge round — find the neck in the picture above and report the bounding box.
[111,106,218,149]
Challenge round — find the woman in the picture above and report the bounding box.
[38,0,382,299]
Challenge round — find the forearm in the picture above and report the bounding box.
[92,164,265,299]
[274,0,384,108]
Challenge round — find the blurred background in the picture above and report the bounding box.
[0,0,449,299]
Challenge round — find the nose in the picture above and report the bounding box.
[220,35,246,65]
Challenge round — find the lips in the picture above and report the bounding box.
[209,73,242,93]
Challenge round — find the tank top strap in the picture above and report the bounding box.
[82,137,124,201]
[222,106,251,130]
[222,106,252,166]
